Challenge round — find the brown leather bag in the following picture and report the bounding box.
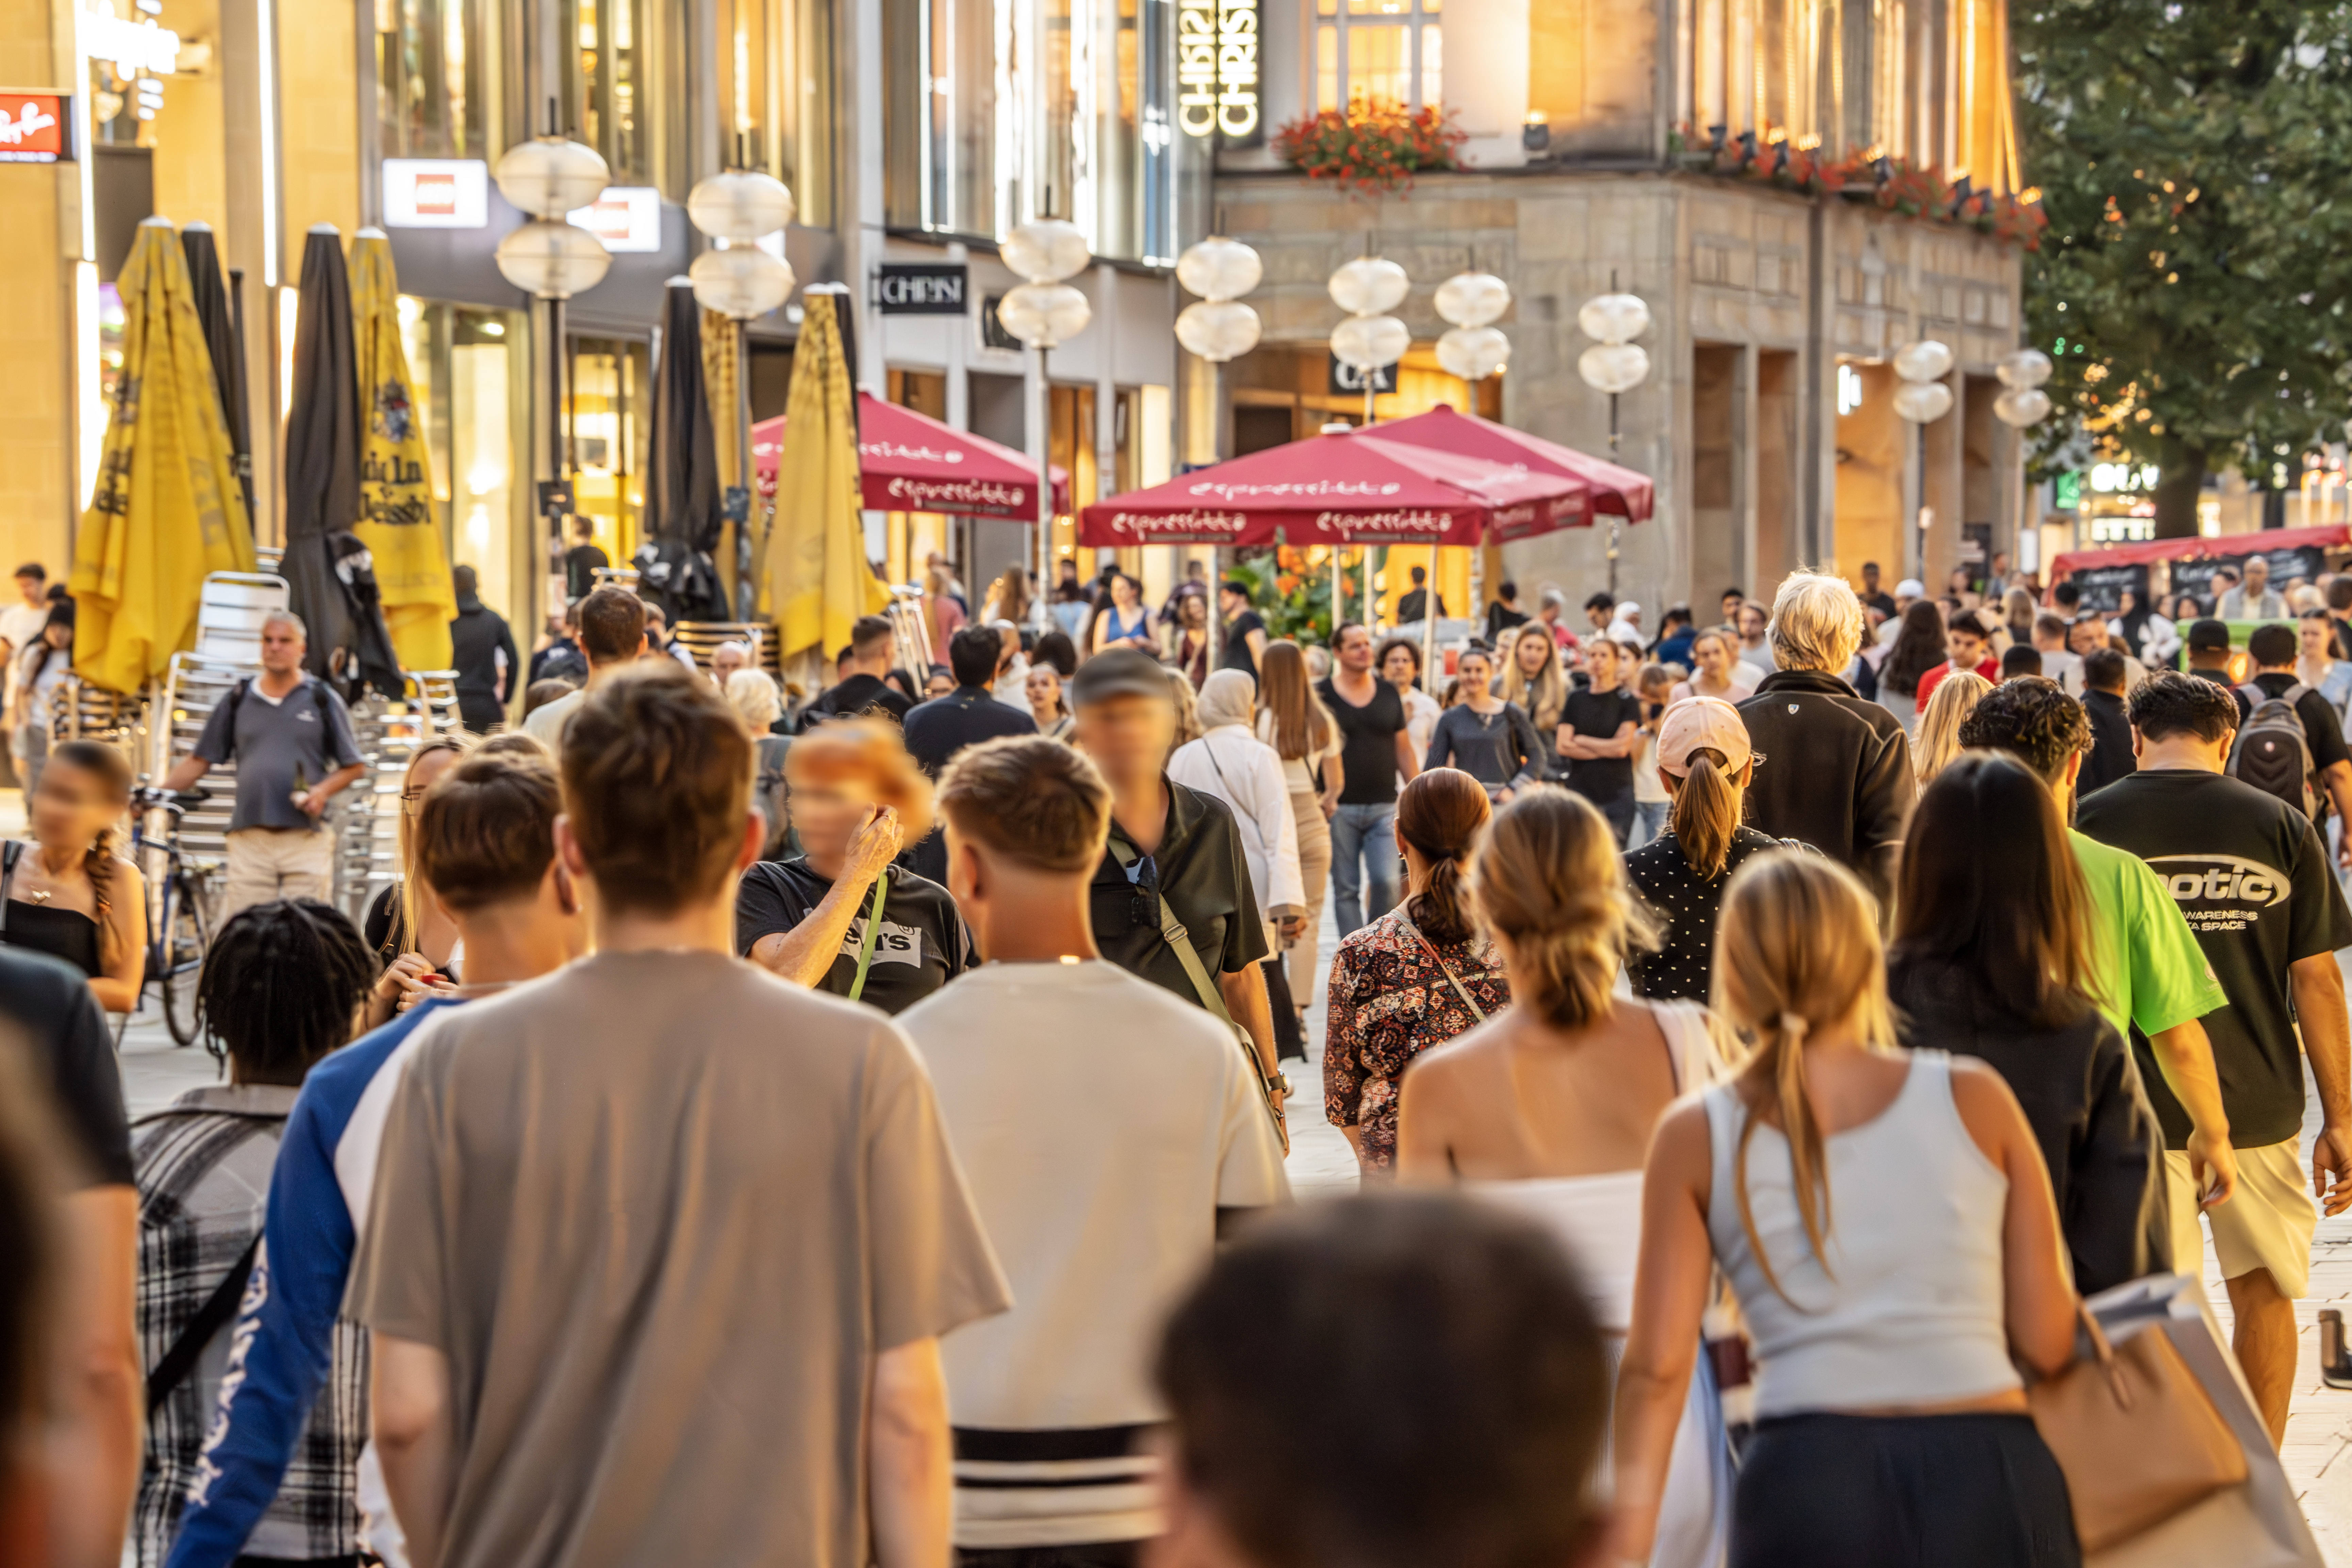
[2028,1302,2249,1553]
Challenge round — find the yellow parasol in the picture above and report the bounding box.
[348,230,457,671]
[769,285,887,658]
[70,217,258,695]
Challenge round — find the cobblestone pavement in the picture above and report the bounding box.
[103,875,2352,1563]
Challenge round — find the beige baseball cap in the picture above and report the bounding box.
[1655,696,1754,777]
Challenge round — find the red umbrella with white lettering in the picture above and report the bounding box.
[1364,403,1655,526]
[751,391,1069,519]
[1075,424,1585,548]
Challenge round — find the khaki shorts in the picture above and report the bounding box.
[2164,1140,2319,1299]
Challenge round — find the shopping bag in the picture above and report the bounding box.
[2081,1273,2324,1568]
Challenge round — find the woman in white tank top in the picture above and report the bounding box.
[1611,852,2086,1568]
[1395,788,1729,1568]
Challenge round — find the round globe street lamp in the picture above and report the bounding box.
[999,215,1093,599]
[1993,346,2055,429]
[1175,234,1264,646]
[1891,340,1955,580]
[1577,279,1651,595]
[687,161,797,605]
[1433,270,1513,660]
[1329,253,1410,624]
[493,107,612,578]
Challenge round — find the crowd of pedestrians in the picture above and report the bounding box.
[10,546,2352,1568]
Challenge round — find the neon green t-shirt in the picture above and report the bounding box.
[2070,828,2228,1041]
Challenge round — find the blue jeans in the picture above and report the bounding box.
[1629,799,1671,849]
[1329,802,1400,937]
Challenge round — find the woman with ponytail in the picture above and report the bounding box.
[1396,786,1728,1568]
[0,739,145,1012]
[1625,696,1785,1001]
[1614,852,2084,1568]
[1322,767,1506,1173]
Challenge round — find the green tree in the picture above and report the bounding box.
[2015,2,2352,534]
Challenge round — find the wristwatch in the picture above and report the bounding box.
[1272,1072,1292,1097]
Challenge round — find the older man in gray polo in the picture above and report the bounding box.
[163,610,367,917]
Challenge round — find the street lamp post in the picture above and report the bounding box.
[998,217,1094,610]
[686,164,798,616]
[1175,234,1264,657]
[1432,270,1512,670]
[1893,338,1956,582]
[1329,255,1409,625]
[492,110,612,617]
[1576,281,1651,597]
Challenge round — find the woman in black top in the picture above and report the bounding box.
[1423,647,1543,801]
[1554,637,1643,844]
[1623,696,1776,1002]
[1,740,146,1012]
[1888,750,2168,1295]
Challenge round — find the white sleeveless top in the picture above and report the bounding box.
[1701,1050,2019,1419]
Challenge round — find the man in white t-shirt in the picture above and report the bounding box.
[899,735,1291,1565]
[0,561,50,740]
[2031,610,2084,695]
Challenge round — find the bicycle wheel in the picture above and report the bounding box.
[162,871,212,1047]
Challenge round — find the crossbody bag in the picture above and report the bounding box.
[1107,831,1290,1151]
[1392,907,1488,1024]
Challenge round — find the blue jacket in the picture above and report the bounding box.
[164,996,466,1568]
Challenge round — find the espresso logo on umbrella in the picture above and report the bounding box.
[1313,509,1455,539]
[1108,510,1249,539]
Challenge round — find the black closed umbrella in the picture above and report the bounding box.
[282,224,402,698]
[180,223,252,520]
[632,279,728,622]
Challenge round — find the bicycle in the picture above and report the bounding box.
[129,786,220,1047]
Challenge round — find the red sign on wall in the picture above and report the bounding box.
[0,93,69,163]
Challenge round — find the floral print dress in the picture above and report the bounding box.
[1323,905,1510,1169]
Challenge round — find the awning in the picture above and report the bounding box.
[2048,523,2351,583]
[1076,425,1585,549]
[1364,403,1656,524]
[752,391,1070,520]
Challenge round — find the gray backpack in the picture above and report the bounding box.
[2229,682,2318,818]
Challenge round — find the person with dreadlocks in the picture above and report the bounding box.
[130,899,376,1567]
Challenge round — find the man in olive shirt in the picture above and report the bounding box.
[358,664,1009,1568]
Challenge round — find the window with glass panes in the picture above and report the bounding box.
[716,0,835,226]
[376,0,520,160]
[1313,0,1439,112]
[563,0,686,191]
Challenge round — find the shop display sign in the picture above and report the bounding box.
[0,92,69,162]
[566,187,662,252]
[383,159,488,229]
[876,263,968,315]
[2067,562,2149,614]
[1178,0,1260,143]
[2171,546,2329,609]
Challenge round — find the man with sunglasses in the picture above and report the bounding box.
[1074,649,1286,1135]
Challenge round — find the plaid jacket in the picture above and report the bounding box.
[133,1085,366,1566]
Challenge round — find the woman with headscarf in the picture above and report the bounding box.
[1170,669,1308,1059]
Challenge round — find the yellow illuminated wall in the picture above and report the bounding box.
[0,0,73,576]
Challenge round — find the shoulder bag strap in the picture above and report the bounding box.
[146,1234,261,1416]
[846,870,890,1003]
[1394,908,1488,1024]
[0,839,20,939]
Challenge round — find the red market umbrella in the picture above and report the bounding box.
[1076,426,1583,549]
[1367,403,1656,525]
[752,391,1069,520]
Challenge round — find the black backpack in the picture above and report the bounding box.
[2229,682,2318,818]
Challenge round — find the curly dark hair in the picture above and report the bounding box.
[2129,670,2242,745]
[196,899,377,1080]
[1955,675,2091,786]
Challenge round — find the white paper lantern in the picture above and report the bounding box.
[1893,339,1956,384]
[1328,256,1410,316]
[1331,313,1411,371]
[493,136,611,220]
[1997,348,2055,390]
[1003,219,1092,284]
[689,243,795,319]
[1436,326,1510,380]
[1993,386,2053,427]
[998,281,1093,347]
[494,219,612,300]
[1435,272,1511,329]
[1176,237,1263,303]
[1892,380,1955,423]
[1175,299,1262,363]
[1577,342,1651,395]
[1577,292,1651,345]
[686,169,795,242]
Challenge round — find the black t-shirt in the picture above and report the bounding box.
[0,945,130,1186]
[1318,676,1407,805]
[805,672,914,728]
[1625,827,1784,1001]
[1558,686,1643,802]
[2076,769,2352,1147]
[734,858,977,1016]
[1221,610,1267,673]
[1486,603,1529,643]
[1861,590,1898,620]
[1089,780,1271,1004]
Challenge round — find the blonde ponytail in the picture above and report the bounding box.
[1667,748,1742,878]
[1471,787,1656,1031]
[1712,852,1893,1305]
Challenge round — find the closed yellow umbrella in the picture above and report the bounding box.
[70,217,257,695]
[770,285,887,658]
[348,230,457,671]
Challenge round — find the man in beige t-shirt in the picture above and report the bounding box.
[355,663,1010,1568]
